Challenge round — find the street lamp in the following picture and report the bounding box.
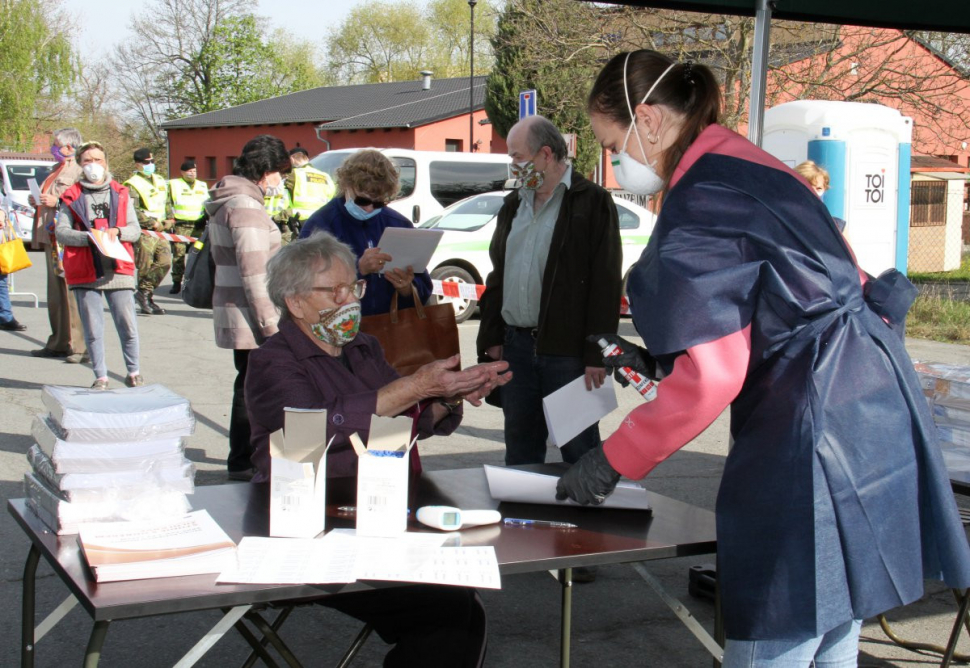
[469,0,477,152]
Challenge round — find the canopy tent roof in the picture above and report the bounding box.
[589,1,970,33]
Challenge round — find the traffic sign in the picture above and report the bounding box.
[519,90,537,120]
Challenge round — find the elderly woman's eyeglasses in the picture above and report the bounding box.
[310,279,367,304]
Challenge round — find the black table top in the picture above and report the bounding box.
[8,465,716,621]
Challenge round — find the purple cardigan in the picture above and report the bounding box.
[245,319,462,482]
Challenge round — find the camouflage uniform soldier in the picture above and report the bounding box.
[167,159,209,293]
[124,148,173,315]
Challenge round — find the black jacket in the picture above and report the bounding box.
[476,171,622,367]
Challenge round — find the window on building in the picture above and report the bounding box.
[206,157,217,179]
[444,139,462,153]
[225,156,237,176]
[910,181,947,227]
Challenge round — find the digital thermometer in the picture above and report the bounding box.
[416,505,502,531]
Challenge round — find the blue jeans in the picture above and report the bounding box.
[74,288,140,380]
[722,619,862,668]
[501,327,601,465]
[0,274,12,323]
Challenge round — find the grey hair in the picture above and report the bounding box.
[265,231,358,319]
[52,128,82,148]
[524,115,567,163]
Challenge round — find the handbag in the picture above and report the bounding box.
[181,226,214,309]
[0,219,32,275]
[360,285,460,377]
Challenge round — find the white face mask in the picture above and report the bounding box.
[611,57,676,196]
[82,163,106,183]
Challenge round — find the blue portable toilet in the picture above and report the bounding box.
[762,100,913,276]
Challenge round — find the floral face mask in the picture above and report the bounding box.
[309,301,361,347]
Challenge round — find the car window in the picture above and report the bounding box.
[309,152,351,179]
[5,164,53,191]
[429,161,510,207]
[392,158,416,200]
[616,203,640,230]
[435,195,505,232]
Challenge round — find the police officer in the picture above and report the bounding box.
[263,176,294,244]
[283,147,335,237]
[167,159,209,294]
[125,148,173,315]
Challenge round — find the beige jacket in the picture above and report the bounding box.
[31,160,82,249]
[207,175,281,350]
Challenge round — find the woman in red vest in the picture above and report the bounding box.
[55,142,143,390]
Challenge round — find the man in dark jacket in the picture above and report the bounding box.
[477,115,622,465]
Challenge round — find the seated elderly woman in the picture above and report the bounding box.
[245,231,509,667]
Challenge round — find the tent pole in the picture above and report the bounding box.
[747,0,773,146]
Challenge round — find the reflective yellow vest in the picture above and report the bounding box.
[290,165,335,219]
[169,178,209,221]
[264,188,291,217]
[124,172,168,221]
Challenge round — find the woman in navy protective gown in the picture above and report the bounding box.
[555,50,970,666]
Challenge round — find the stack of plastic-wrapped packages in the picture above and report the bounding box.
[24,384,197,535]
[914,362,970,475]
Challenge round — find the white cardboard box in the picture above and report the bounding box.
[354,415,414,537]
[270,409,334,538]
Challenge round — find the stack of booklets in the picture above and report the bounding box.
[24,384,197,535]
[78,510,236,582]
[915,362,970,474]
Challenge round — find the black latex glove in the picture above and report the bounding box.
[555,445,621,506]
[587,333,658,387]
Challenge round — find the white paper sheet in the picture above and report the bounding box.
[87,229,134,262]
[376,227,444,273]
[323,530,501,589]
[28,178,42,204]
[217,536,357,584]
[218,531,500,589]
[542,375,618,447]
[484,465,652,511]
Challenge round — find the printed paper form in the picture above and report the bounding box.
[323,530,501,589]
[219,530,501,589]
[542,375,618,447]
[87,229,134,262]
[28,178,42,204]
[484,465,652,511]
[375,227,444,273]
[217,537,356,585]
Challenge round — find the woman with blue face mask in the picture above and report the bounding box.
[555,49,970,666]
[298,149,433,317]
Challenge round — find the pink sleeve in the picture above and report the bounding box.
[603,326,752,480]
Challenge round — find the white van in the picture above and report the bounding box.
[0,157,55,240]
[309,148,512,225]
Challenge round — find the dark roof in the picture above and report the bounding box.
[162,76,486,131]
[911,155,970,173]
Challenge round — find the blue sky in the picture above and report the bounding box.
[63,0,433,56]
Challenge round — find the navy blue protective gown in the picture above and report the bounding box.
[626,126,970,641]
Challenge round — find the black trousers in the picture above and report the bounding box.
[228,348,252,472]
[322,585,487,667]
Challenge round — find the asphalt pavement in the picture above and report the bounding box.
[2,257,970,667]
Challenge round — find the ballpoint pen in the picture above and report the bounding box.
[503,517,577,529]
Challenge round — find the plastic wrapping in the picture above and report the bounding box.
[41,384,196,442]
[24,473,191,536]
[32,414,186,473]
[28,444,195,499]
[914,362,970,403]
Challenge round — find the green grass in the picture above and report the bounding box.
[906,293,970,345]
[909,252,970,282]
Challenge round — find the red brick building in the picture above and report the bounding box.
[161,75,505,183]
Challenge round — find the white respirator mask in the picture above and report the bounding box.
[610,56,676,197]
